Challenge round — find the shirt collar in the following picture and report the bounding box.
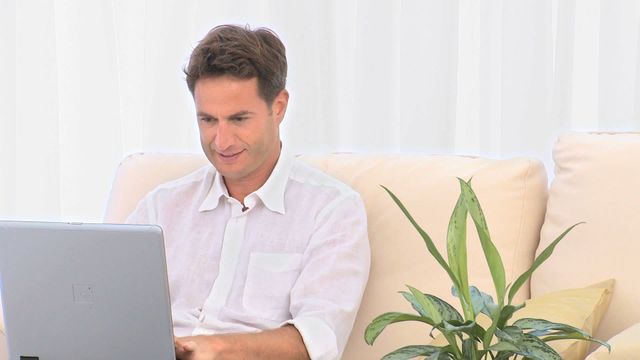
[254,146,292,214]
[198,167,229,212]
[198,145,293,214]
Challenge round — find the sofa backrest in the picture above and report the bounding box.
[531,132,640,342]
[105,152,548,359]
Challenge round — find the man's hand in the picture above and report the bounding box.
[174,325,310,360]
[175,335,226,360]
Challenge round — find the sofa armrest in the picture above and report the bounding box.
[585,322,640,359]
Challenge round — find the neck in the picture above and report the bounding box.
[224,179,258,205]
[224,147,281,203]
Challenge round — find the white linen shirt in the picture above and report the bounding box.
[126,150,370,360]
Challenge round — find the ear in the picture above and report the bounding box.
[271,89,289,124]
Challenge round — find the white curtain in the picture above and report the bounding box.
[1,0,639,222]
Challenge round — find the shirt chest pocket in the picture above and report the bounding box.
[242,252,303,321]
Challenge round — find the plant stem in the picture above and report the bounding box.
[443,332,462,358]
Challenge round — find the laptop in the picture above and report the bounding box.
[0,221,176,360]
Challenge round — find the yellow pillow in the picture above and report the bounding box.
[428,279,614,359]
[586,322,640,359]
[510,279,614,359]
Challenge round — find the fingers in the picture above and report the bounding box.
[183,340,197,352]
[175,338,197,356]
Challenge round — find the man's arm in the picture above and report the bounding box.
[284,193,370,359]
[174,324,310,360]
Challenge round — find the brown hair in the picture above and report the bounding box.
[185,24,287,105]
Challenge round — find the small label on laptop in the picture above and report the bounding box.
[73,284,95,304]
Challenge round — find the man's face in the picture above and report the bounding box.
[194,76,288,190]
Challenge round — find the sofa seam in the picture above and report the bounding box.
[509,159,533,298]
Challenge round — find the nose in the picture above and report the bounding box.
[213,120,234,151]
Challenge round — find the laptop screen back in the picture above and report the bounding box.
[0,221,175,360]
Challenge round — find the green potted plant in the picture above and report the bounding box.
[365,178,609,359]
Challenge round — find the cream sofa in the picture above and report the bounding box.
[0,132,638,359]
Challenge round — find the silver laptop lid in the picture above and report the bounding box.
[0,221,175,360]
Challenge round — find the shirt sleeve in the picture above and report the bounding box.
[283,192,371,360]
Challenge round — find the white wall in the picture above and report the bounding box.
[1,0,639,222]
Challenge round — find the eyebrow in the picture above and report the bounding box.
[197,110,255,119]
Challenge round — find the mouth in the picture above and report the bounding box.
[216,150,244,163]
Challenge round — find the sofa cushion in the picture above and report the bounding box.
[530,132,640,342]
[300,154,547,359]
[586,322,640,359]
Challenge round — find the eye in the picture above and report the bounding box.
[199,116,215,123]
[230,116,248,122]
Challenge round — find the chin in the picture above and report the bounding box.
[215,167,243,180]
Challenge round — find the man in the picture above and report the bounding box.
[126,25,370,360]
